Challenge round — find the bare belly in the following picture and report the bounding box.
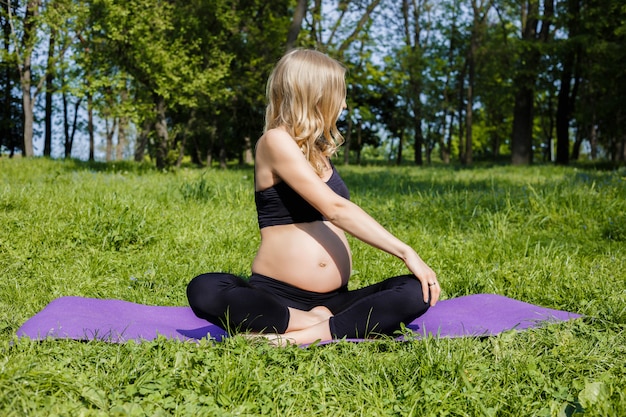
[251,221,352,293]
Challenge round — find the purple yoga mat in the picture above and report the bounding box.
[17,297,228,343]
[16,294,580,343]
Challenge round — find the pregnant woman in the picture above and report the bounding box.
[187,49,440,345]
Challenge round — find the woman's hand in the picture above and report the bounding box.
[403,250,440,306]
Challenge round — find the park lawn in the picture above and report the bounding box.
[0,157,624,416]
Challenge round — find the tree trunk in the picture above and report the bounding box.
[135,119,152,162]
[555,54,572,165]
[617,110,625,162]
[117,88,129,160]
[491,128,500,159]
[190,136,202,166]
[88,92,94,161]
[44,29,55,157]
[205,122,216,167]
[442,113,453,164]
[336,0,382,57]
[397,128,404,165]
[457,63,466,163]
[62,87,70,157]
[555,0,580,165]
[425,124,432,164]
[541,90,554,162]
[589,113,598,160]
[511,0,553,165]
[511,86,534,165]
[286,0,307,50]
[219,136,227,169]
[117,118,128,160]
[153,93,170,169]
[1,2,12,154]
[310,0,322,48]
[401,0,425,166]
[464,57,474,165]
[439,0,460,165]
[105,117,116,162]
[413,117,423,166]
[464,0,493,165]
[21,80,34,157]
[176,132,187,168]
[243,136,253,165]
[570,124,583,161]
[64,97,81,159]
[17,0,41,157]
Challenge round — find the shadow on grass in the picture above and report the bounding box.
[50,158,157,175]
[338,161,625,199]
[53,158,257,175]
[39,157,624,203]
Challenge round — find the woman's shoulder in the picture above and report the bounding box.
[256,128,309,189]
[257,128,300,157]
[261,127,293,144]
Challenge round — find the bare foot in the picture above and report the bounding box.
[242,318,333,347]
[285,306,333,332]
[240,306,334,347]
[280,319,332,345]
[309,306,333,321]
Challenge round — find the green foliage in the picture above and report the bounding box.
[4,0,626,166]
[189,0,292,165]
[1,159,625,415]
[86,0,240,168]
[90,0,234,105]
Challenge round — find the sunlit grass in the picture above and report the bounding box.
[1,157,624,416]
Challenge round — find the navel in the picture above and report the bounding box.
[319,262,327,268]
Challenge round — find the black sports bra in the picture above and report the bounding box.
[255,164,350,229]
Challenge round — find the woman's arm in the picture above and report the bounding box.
[256,129,440,305]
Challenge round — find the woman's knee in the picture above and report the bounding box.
[186,273,240,316]
[390,275,430,318]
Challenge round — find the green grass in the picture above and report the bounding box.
[1,157,624,416]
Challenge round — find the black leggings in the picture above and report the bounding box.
[186,272,430,339]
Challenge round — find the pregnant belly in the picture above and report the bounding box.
[252,221,352,293]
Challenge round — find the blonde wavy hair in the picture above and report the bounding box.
[264,49,346,176]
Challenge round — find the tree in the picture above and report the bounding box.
[284,0,385,166]
[476,2,515,161]
[219,0,292,167]
[300,0,383,58]
[4,0,87,158]
[6,0,41,157]
[3,0,623,166]
[461,0,494,165]
[88,0,236,169]
[58,38,85,159]
[286,0,308,51]
[428,0,464,164]
[399,0,430,165]
[43,22,54,156]
[333,40,403,166]
[42,0,84,158]
[0,1,23,156]
[554,0,580,165]
[510,0,554,165]
[574,0,626,162]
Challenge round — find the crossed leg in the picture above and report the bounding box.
[259,306,333,345]
[187,273,428,346]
